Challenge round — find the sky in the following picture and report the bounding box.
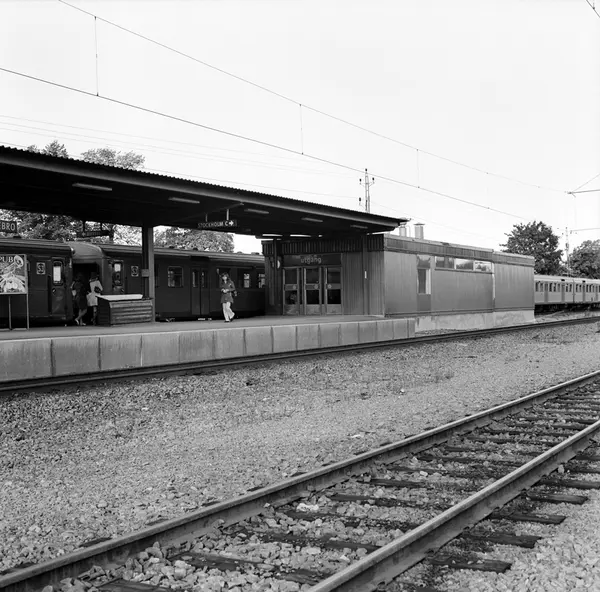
[0,0,599,256]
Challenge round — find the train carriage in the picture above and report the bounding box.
[534,275,600,311]
[68,241,265,320]
[0,237,73,326]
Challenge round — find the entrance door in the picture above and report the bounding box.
[50,258,67,316]
[324,266,342,314]
[304,267,322,315]
[191,268,201,317]
[283,268,301,315]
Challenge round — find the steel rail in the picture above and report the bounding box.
[1,316,599,394]
[2,369,599,592]
[310,417,600,592]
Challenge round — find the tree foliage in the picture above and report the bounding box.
[501,221,563,275]
[569,239,600,278]
[81,147,145,170]
[27,140,69,158]
[154,227,234,252]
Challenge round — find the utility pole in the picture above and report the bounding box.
[564,227,571,276]
[359,168,375,213]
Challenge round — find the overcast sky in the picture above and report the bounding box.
[1,0,599,255]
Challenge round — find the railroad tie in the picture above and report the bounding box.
[427,554,511,573]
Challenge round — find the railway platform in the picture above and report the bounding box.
[0,315,415,383]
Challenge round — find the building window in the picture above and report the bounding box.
[417,268,431,295]
[455,258,474,271]
[52,261,63,284]
[168,266,183,288]
[474,260,492,272]
[435,256,455,269]
[258,273,266,288]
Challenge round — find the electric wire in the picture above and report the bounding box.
[55,0,565,194]
[0,120,355,178]
[570,171,600,192]
[584,0,600,19]
[0,65,530,221]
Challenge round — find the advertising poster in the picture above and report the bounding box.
[0,254,28,295]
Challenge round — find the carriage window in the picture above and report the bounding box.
[243,273,251,288]
[154,264,160,288]
[112,261,123,287]
[258,273,266,288]
[201,270,207,288]
[417,268,431,294]
[167,266,183,288]
[52,261,63,284]
[192,269,199,288]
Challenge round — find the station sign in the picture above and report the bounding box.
[0,220,18,234]
[79,229,112,238]
[284,254,342,267]
[198,220,237,230]
[0,254,28,295]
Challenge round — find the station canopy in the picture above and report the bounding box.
[0,146,406,237]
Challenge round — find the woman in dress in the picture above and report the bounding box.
[86,271,103,325]
[72,273,89,326]
[220,272,236,322]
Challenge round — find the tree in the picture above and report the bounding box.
[27,140,69,158]
[569,240,600,278]
[81,147,145,170]
[501,221,563,275]
[154,227,234,252]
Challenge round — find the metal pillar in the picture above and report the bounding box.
[141,224,155,321]
[361,234,369,315]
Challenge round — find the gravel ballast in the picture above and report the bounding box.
[1,322,600,590]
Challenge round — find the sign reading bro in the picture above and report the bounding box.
[0,220,18,234]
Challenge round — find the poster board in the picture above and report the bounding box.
[0,254,29,329]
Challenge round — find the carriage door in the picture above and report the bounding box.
[283,268,301,315]
[324,267,342,314]
[50,258,67,315]
[191,268,201,317]
[304,267,322,315]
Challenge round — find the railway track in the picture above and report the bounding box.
[2,370,600,592]
[1,316,599,394]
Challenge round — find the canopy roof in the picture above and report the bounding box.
[0,146,407,237]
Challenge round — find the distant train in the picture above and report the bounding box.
[534,274,600,312]
[0,237,265,326]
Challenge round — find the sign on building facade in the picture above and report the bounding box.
[0,220,18,234]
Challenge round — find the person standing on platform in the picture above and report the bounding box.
[72,273,89,326]
[87,271,103,325]
[220,272,236,322]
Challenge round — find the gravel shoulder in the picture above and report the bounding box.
[1,322,600,585]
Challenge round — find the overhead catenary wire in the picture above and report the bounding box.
[0,65,531,221]
[55,0,565,195]
[584,0,600,19]
[0,119,356,179]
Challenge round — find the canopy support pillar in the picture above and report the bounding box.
[141,224,156,321]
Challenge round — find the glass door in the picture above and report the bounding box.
[324,266,342,314]
[304,267,322,315]
[283,268,300,315]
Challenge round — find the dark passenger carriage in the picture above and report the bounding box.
[0,237,73,327]
[69,241,265,320]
